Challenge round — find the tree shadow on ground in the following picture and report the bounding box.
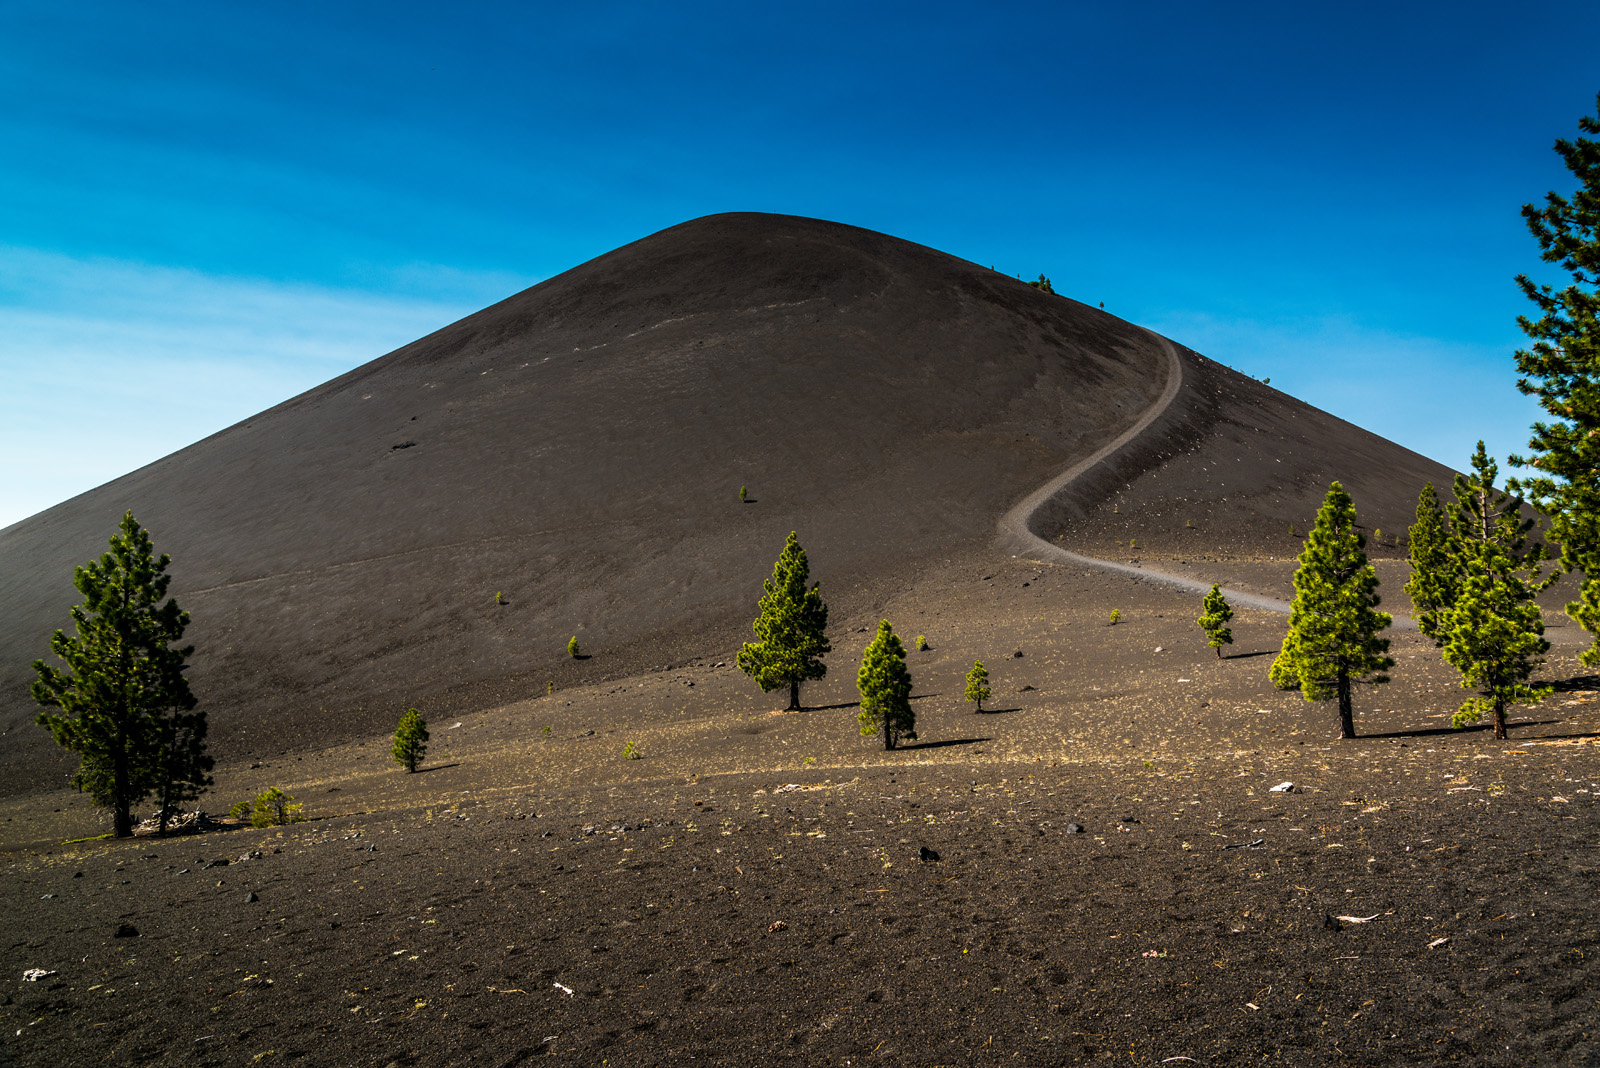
[805,701,862,712]
[414,763,463,773]
[897,737,989,752]
[1225,650,1276,661]
[973,707,1022,716]
[1359,720,1560,740]
[1549,675,1600,693]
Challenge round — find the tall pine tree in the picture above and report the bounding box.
[1405,481,1458,645]
[857,620,916,750]
[1270,483,1393,739]
[1440,445,1554,739]
[1509,92,1600,664]
[737,531,831,710]
[33,513,208,838]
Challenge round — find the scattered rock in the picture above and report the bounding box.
[1012,650,1024,658]
[73,872,82,878]
[245,892,259,903]
[767,920,788,932]
[581,825,596,836]
[40,894,56,899]
[1018,684,1035,692]
[918,846,941,863]
[114,923,139,938]
[22,969,56,982]
[1154,646,1164,653]
[1269,782,1294,793]
[1321,914,1341,932]
[1066,823,1084,834]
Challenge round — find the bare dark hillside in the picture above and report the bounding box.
[0,213,1169,788]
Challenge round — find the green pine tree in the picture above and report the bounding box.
[1404,481,1459,645]
[963,659,991,712]
[1271,483,1394,739]
[1509,92,1600,665]
[393,708,429,772]
[1439,445,1554,739]
[32,513,208,838]
[737,531,831,710]
[1196,584,1234,657]
[857,620,916,750]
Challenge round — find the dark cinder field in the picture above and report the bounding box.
[5,553,1599,1067]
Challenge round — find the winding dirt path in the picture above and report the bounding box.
[997,329,1415,629]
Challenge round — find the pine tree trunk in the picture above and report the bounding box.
[1337,668,1356,739]
[787,678,800,711]
[1215,646,1222,659]
[884,729,895,751]
[1493,699,1507,740]
[113,752,133,838]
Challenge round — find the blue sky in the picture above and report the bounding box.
[2,1,1598,529]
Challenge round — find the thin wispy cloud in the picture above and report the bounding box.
[0,248,531,530]
[1144,311,1545,477]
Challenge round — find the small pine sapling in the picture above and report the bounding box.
[856,620,916,750]
[546,680,554,695]
[567,636,580,658]
[228,799,252,821]
[1109,609,1122,625]
[495,591,504,605]
[622,740,641,760]
[739,485,748,503]
[964,660,991,712]
[392,708,428,773]
[916,634,929,651]
[250,787,303,828]
[1197,584,1234,657]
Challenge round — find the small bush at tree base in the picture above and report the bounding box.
[228,800,252,821]
[250,787,303,828]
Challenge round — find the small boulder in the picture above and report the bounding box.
[1066,823,1085,835]
[114,923,139,938]
[918,846,941,863]
[245,892,259,903]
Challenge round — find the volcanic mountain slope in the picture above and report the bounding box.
[0,212,1453,790]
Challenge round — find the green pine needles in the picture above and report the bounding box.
[964,660,991,713]
[1405,482,1459,645]
[392,708,429,772]
[567,636,580,658]
[737,531,831,711]
[1442,445,1555,738]
[32,512,212,838]
[1270,482,1393,739]
[857,620,916,749]
[1197,584,1234,657]
[1509,92,1600,665]
[249,787,304,828]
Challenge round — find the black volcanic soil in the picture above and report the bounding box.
[6,555,1599,1067]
